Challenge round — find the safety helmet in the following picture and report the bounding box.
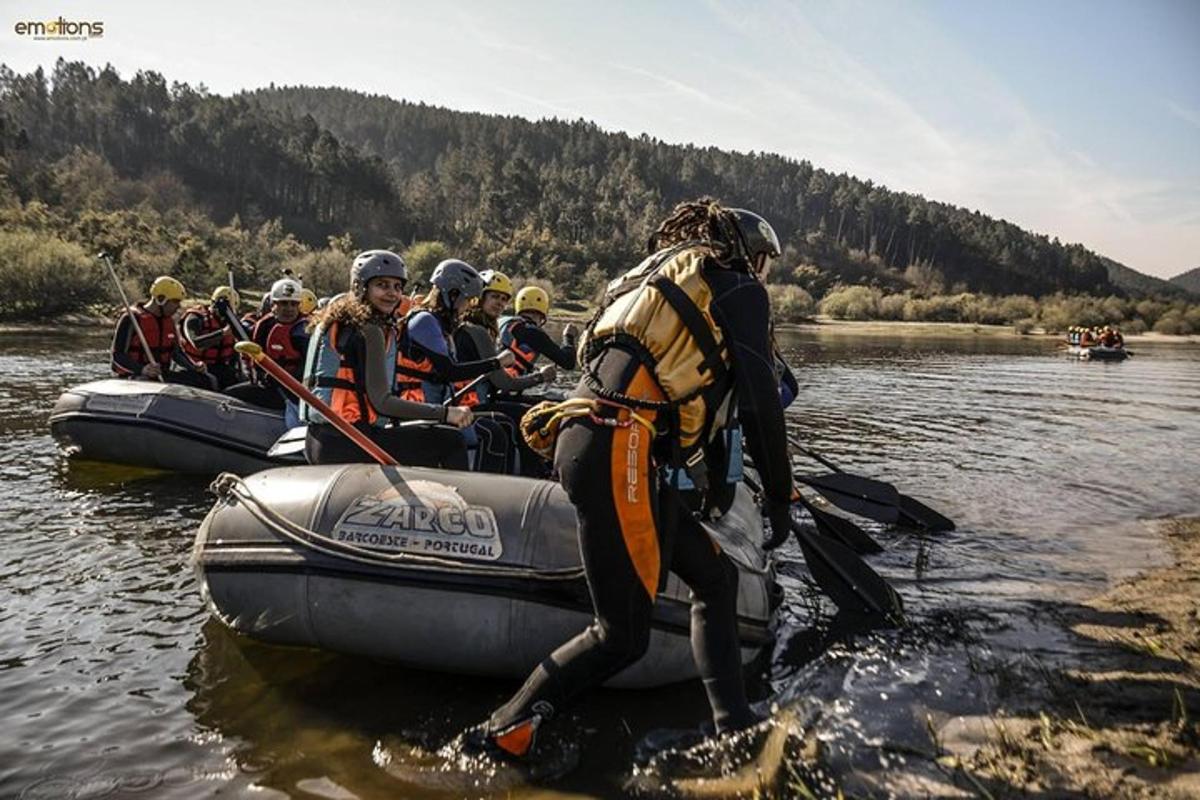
[479,269,514,298]
[211,286,240,310]
[430,259,484,304]
[515,286,550,317]
[725,208,781,268]
[148,276,185,303]
[269,277,303,303]
[299,288,318,315]
[350,250,407,298]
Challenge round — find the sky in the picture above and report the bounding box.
[3,0,1198,278]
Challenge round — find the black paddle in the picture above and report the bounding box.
[796,473,901,524]
[744,464,885,555]
[788,436,955,532]
[743,475,899,621]
[791,517,904,624]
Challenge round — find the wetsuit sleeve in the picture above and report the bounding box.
[409,313,503,382]
[361,324,444,422]
[513,324,577,369]
[111,313,141,375]
[171,341,202,372]
[461,325,544,392]
[709,277,793,512]
[183,313,226,350]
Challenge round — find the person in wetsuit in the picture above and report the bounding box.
[226,278,310,411]
[110,275,214,389]
[464,198,795,759]
[395,259,517,474]
[454,269,560,476]
[494,286,577,397]
[302,250,476,467]
[181,286,243,390]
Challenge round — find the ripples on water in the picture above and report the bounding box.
[0,328,1196,797]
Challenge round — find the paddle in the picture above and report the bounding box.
[791,516,904,623]
[98,251,163,383]
[795,472,900,524]
[447,373,488,407]
[742,474,899,621]
[788,436,955,532]
[744,470,883,556]
[234,341,397,466]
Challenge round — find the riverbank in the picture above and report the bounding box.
[934,517,1200,798]
[4,310,1198,344]
[781,317,1200,344]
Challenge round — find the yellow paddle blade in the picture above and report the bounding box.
[234,341,263,359]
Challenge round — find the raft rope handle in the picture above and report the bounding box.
[208,473,586,581]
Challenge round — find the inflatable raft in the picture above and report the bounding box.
[50,379,296,474]
[194,464,777,688]
[1065,345,1129,361]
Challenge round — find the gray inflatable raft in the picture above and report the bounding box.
[50,379,293,474]
[194,464,777,688]
[1065,345,1129,360]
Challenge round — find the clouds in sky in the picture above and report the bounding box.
[4,0,1196,276]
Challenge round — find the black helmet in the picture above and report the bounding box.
[725,208,781,267]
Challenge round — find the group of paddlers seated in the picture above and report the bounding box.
[108,253,579,477]
[1067,325,1124,348]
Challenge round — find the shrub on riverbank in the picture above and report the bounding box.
[0,230,105,320]
[817,284,1200,335]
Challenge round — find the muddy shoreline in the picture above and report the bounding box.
[929,518,1200,798]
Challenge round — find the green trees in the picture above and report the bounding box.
[1,61,1196,327]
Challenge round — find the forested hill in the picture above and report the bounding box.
[249,84,1164,299]
[1170,267,1200,295]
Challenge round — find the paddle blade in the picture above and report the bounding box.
[897,494,956,532]
[791,519,903,625]
[797,473,901,524]
[801,498,884,555]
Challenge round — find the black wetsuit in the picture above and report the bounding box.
[485,261,793,745]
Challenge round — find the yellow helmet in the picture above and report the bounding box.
[516,286,550,316]
[148,276,185,303]
[480,269,514,298]
[299,288,318,315]
[211,286,240,310]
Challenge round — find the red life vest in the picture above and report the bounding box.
[114,305,177,375]
[181,305,235,366]
[251,314,304,383]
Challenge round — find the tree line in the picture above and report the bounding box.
[1,60,1195,329]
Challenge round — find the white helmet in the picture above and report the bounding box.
[270,277,302,302]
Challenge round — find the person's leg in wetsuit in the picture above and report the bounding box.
[479,353,753,757]
[476,399,547,478]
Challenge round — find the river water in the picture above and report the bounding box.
[1,327,1196,798]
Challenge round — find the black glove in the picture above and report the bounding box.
[763,500,792,551]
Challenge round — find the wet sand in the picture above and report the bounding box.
[934,518,1200,798]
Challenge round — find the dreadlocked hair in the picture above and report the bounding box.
[648,196,738,262]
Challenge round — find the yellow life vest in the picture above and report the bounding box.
[579,243,733,457]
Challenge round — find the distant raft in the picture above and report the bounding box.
[50,379,295,474]
[1065,345,1130,361]
[193,464,778,688]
